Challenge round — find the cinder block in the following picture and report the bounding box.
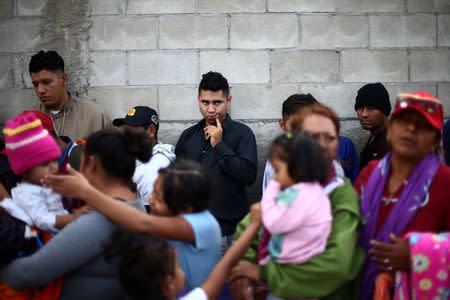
[246,120,282,162]
[231,85,299,119]
[438,15,450,46]
[0,56,14,88]
[300,84,360,118]
[0,19,45,52]
[126,0,195,14]
[20,53,34,88]
[230,14,298,49]
[88,87,158,120]
[407,0,450,13]
[0,0,13,18]
[341,50,408,82]
[90,16,157,50]
[268,0,336,12]
[341,124,369,156]
[129,52,198,85]
[411,50,450,82]
[0,89,36,127]
[198,0,266,13]
[438,84,450,117]
[385,83,437,102]
[272,50,339,83]
[300,15,368,49]
[158,86,201,121]
[200,51,270,84]
[160,15,228,49]
[370,15,436,48]
[17,0,48,16]
[89,0,121,15]
[159,121,197,147]
[339,0,404,12]
[89,52,127,86]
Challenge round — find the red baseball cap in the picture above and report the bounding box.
[391,91,443,131]
[22,110,55,133]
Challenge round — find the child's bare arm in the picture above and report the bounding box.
[201,203,262,300]
[0,182,10,201]
[44,166,195,243]
[54,205,92,229]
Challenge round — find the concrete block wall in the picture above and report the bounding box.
[0,0,449,202]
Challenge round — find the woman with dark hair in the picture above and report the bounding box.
[37,158,221,290]
[1,128,151,300]
[355,91,450,299]
[230,104,365,300]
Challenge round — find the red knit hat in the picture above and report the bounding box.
[391,91,443,131]
[22,110,55,133]
[3,112,61,175]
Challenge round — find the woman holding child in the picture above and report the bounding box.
[1,128,152,299]
[231,103,365,299]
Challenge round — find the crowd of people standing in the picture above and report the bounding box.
[0,50,449,300]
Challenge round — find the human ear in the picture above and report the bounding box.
[146,125,157,139]
[60,73,68,88]
[279,119,286,131]
[162,275,176,298]
[385,120,392,143]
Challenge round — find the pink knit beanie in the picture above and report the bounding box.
[3,112,61,175]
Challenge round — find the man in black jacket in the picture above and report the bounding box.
[175,71,257,254]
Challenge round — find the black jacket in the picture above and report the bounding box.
[175,115,257,235]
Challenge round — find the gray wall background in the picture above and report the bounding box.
[0,0,449,202]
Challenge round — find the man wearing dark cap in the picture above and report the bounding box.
[113,106,175,209]
[354,82,391,170]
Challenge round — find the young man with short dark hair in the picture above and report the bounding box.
[29,50,112,140]
[175,71,258,254]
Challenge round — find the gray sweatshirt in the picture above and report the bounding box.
[2,201,144,300]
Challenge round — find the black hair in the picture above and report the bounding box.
[84,128,152,182]
[269,133,328,183]
[29,50,65,74]
[198,71,230,98]
[282,93,318,121]
[158,159,214,215]
[103,227,174,300]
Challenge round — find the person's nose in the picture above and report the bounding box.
[207,104,215,113]
[50,161,59,173]
[362,107,370,117]
[148,194,155,206]
[36,83,46,95]
[405,120,417,132]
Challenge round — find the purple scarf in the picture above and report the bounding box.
[359,152,440,300]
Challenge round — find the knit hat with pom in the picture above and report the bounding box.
[3,112,61,175]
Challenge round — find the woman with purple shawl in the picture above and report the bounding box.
[354,91,450,299]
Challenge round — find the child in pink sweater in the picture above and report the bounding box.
[258,133,332,266]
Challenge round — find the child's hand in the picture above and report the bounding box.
[230,277,255,300]
[249,203,261,228]
[229,261,260,282]
[43,164,91,200]
[73,205,94,218]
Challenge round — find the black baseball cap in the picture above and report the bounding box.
[113,106,159,129]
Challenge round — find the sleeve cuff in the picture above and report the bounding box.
[259,265,267,282]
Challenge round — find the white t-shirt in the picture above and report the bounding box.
[179,287,207,300]
[133,142,175,205]
[0,182,68,234]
